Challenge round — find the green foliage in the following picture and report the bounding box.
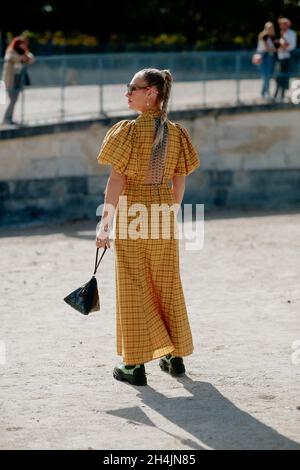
[1,0,300,53]
[152,33,187,46]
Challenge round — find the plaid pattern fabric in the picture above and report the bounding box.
[97,109,200,364]
[97,109,200,181]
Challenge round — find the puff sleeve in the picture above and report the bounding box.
[174,123,200,176]
[97,119,137,177]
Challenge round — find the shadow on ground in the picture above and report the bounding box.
[106,376,300,450]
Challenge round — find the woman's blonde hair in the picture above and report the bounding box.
[137,68,173,148]
[258,21,274,40]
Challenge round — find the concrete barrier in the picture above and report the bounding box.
[0,104,300,226]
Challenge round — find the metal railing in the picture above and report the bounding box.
[1,50,300,125]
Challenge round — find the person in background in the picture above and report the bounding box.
[256,22,277,99]
[1,35,35,125]
[274,17,297,102]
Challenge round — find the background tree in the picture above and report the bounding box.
[1,0,299,54]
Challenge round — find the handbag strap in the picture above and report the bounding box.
[93,246,107,275]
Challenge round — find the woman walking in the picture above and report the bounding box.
[95,68,200,386]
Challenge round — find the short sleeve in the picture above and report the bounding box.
[97,119,137,177]
[174,123,200,176]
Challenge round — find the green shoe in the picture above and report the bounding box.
[159,354,186,376]
[113,363,147,386]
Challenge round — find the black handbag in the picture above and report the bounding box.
[63,246,107,315]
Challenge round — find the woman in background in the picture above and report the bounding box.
[256,22,276,99]
[1,35,35,125]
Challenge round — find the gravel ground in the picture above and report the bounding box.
[1,209,300,450]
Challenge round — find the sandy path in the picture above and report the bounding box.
[1,209,300,450]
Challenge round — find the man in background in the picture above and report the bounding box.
[274,17,297,102]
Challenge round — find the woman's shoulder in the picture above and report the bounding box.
[168,120,192,138]
[106,118,135,136]
[110,118,135,130]
[4,49,17,60]
[102,118,136,145]
[97,118,137,176]
[171,121,200,175]
[165,118,180,131]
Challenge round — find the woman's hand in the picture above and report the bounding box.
[21,52,35,64]
[95,228,111,249]
[26,52,35,64]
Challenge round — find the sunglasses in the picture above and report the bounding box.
[126,83,150,94]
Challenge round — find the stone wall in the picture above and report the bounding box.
[0,106,300,225]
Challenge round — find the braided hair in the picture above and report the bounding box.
[138,68,173,149]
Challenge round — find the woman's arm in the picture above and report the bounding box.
[24,51,35,64]
[171,175,185,205]
[96,167,126,248]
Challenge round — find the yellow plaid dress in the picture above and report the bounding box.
[97,109,200,365]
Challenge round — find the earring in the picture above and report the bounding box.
[146,101,150,107]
